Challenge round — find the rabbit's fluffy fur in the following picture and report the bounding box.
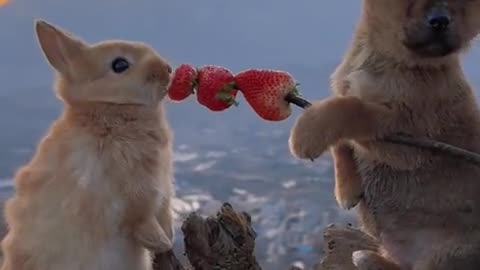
[0,20,174,270]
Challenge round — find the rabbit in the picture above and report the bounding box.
[0,19,175,270]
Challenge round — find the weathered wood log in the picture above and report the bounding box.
[154,202,377,270]
[316,224,378,270]
[181,202,261,270]
[152,202,260,269]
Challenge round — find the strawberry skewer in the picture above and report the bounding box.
[234,69,306,121]
[167,64,238,111]
[196,65,238,111]
[166,64,480,165]
[168,64,197,102]
[167,65,311,118]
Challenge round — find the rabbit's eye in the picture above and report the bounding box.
[111,57,130,73]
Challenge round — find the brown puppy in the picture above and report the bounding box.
[1,20,174,270]
[289,1,480,269]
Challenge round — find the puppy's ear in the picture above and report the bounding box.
[34,19,87,75]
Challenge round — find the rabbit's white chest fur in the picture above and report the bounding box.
[1,129,169,270]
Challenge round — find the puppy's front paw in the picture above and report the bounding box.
[288,103,333,160]
[135,218,172,253]
[288,128,325,161]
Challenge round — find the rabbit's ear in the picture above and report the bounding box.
[35,19,87,75]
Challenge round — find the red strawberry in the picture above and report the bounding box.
[196,65,238,111]
[168,64,198,102]
[234,69,298,121]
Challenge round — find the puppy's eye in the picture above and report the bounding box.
[111,57,130,73]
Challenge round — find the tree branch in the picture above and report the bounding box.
[316,224,378,270]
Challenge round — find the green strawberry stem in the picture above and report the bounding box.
[191,79,198,94]
[215,82,239,107]
[216,93,239,106]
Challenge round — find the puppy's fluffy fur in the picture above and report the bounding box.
[290,1,480,269]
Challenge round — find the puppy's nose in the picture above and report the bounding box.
[429,15,450,31]
[427,7,450,31]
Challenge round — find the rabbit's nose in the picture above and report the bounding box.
[146,60,171,84]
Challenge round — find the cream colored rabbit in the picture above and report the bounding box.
[0,20,174,270]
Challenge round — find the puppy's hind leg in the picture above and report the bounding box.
[332,143,363,210]
[414,241,480,270]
